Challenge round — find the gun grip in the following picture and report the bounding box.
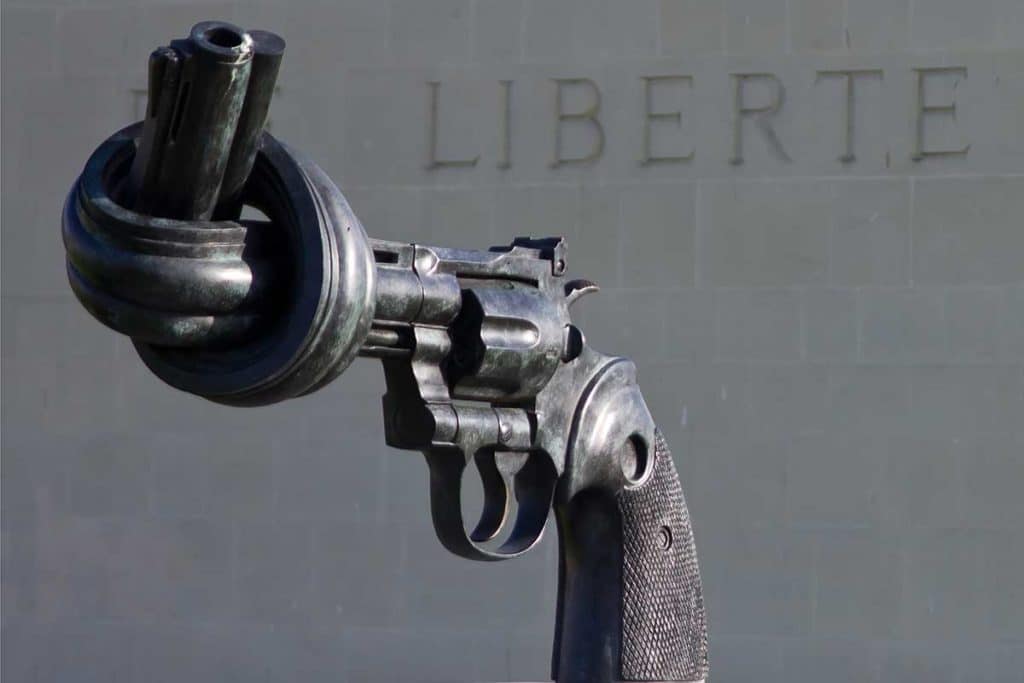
[552,431,708,683]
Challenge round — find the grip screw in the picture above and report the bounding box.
[658,525,673,551]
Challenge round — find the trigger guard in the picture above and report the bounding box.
[423,449,556,562]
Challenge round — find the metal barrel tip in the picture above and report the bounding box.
[188,21,253,61]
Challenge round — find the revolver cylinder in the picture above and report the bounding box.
[447,282,565,403]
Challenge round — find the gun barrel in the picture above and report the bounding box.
[216,30,286,219]
[128,21,256,220]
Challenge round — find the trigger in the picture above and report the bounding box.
[470,450,511,543]
[564,279,599,307]
[495,450,530,478]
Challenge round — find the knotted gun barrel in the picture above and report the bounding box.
[61,21,708,683]
[63,21,377,406]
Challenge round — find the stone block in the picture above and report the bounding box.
[260,625,349,681]
[723,0,788,54]
[828,365,914,435]
[846,0,909,52]
[274,436,387,523]
[311,521,407,627]
[56,8,138,77]
[204,435,276,520]
[705,636,785,683]
[606,0,661,58]
[401,514,555,631]
[343,186,421,243]
[235,520,315,623]
[0,622,38,683]
[1,8,57,76]
[690,434,788,533]
[522,0,658,62]
[576,288,670,361]
[0,354,58,441]
[998,285,1024,362]
[665,287,716,363]
[619,182,696,288]
[309,360,390,439]
[781,638,882,683]
[996,0,1024,46]
[131,622,277,683]
[67,432,150,517]
[658,0,725,55]
[956,644,1024,683]
[472,0,524,62]
[135,518,235,620]
[662,361,751,437]
[569,184,621,287]
[716,288,801,361]
[33,623,136,683]
[27,516,233,621]
[979,531,1024,639]
[701,180,831,287]
[912,177,1024,285]
[880,644,957,683]
[234,0,390,73]
[700,527,815,636]
[493,184,580,239]
[379,438,433,526]
[778,643,884,683]
[390,0,471,63]
[831,179,911,286]
[813,531,902,638]
[910,365,1023,435]
[945,287,1003,362]
[789,0,844,53]
[1,436,69,521]
[860,288,946,363]
[420,186,497,248]
[803,288,858,361]
[900,530,989,639]
[148,432,209,519]
[880,435,963,529]
[1,198,68,300]
[522,0,578,62]
[787,434,884,528]
[503,630,555,683]
[959,434,1024,530]
[634,362,695,457]
[911,0,1003,50]
[746,363,830,436]
[339,68,435,186]
[344,626,508,682]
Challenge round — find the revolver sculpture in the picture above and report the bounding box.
[62,22,708,683]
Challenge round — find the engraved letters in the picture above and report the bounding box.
[640,75,694,165]
[498,80,513,169]
[816,69,883,163]
[550,78,605,168]
[729,73,791,165]
[129,64,977,171]
[426,81,479,169]
[911,67,970,161]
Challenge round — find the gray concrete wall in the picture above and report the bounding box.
[2,1,1022,681]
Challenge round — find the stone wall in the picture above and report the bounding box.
[2,1,1022,680]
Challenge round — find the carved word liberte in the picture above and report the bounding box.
[426,67,969,169]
